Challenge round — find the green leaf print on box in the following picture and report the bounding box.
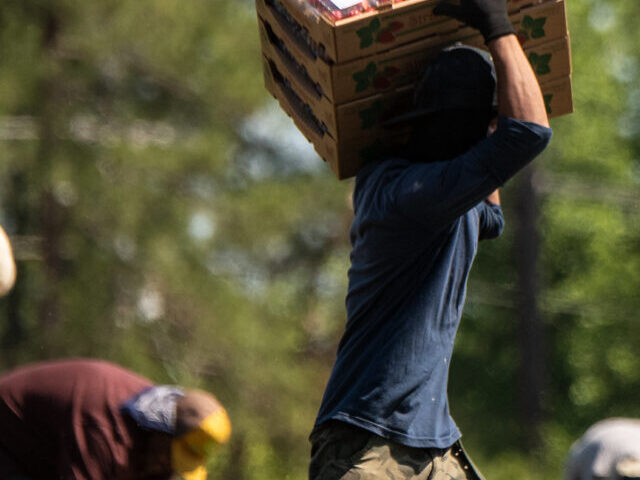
[353,62,378,92]
[356,18,404,49]
[528,52,552,75]
[516,15,547,45]
[357,18,381,48]
[359,100,383,129]
[544,94,553,114]
[352,64,401,93]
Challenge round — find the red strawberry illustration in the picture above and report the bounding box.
[385,66,400,77]
[377,30,395,43]
[373,75,391,89]
[389,21,404,32]
[516,30,529,46]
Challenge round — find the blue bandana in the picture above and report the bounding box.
[120,385,184,434]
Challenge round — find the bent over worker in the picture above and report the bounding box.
[0,358,231,480]
[308,0,552,479]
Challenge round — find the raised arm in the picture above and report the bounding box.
[488,35,549,126]
[434,0,549,127]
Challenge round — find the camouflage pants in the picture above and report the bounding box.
[309,421,485,480]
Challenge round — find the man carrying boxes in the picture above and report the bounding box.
[257,0,570,178]
[308,0,552,479]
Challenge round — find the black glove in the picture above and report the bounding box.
[434,0,514,43]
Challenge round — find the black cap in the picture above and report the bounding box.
[385,44,497,127]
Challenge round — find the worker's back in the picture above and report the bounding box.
[0,359,153,480]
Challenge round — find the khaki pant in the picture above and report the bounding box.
[309,421,485,480]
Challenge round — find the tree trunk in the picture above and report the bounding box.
[222,433,246,480]
[513,164,545,450]
[36,7,64,335]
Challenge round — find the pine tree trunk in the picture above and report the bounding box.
[36,7,64,336]
[514,164,545,450]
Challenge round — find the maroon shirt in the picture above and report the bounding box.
[0,359,172,480]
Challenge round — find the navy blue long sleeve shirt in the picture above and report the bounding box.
[313,117,552,448]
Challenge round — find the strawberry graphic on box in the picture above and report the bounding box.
[516,32,528,46]
[357,17,404,48]
[528,52,552,75]
[353,63,401,92]
[373,76,391,89]
[378,21,404,43]
[359,100,384,129]
[358,91,411,130]
[517,15,547,46]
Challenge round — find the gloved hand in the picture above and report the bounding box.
[434,0,514,43]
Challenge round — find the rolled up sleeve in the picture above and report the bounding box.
[479,116,553,185]
[477,203,504,240]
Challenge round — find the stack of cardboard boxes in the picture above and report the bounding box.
[256,0,572,179]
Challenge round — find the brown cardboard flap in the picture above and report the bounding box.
[542,75,574,117]
[260,20,340,138]
[259,1,569,105]
[259,19,325,101]
[259,0,556,63]
[262,57,332,142]
[264,53,572,179]
[262,25,418,143]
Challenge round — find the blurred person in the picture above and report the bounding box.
[0,224,17,297]
[308,0,552,479]
[566,418,640,480]
[0,358,231,480]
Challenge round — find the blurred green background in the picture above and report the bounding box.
[1,0,639,478]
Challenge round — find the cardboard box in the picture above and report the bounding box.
[258,0,568,104]
[260,25,572,141]
[541,75,573,117]
[259,0,554,64]
[262,56,408,178]
[262,55,572,179]
[257,0,573,179]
